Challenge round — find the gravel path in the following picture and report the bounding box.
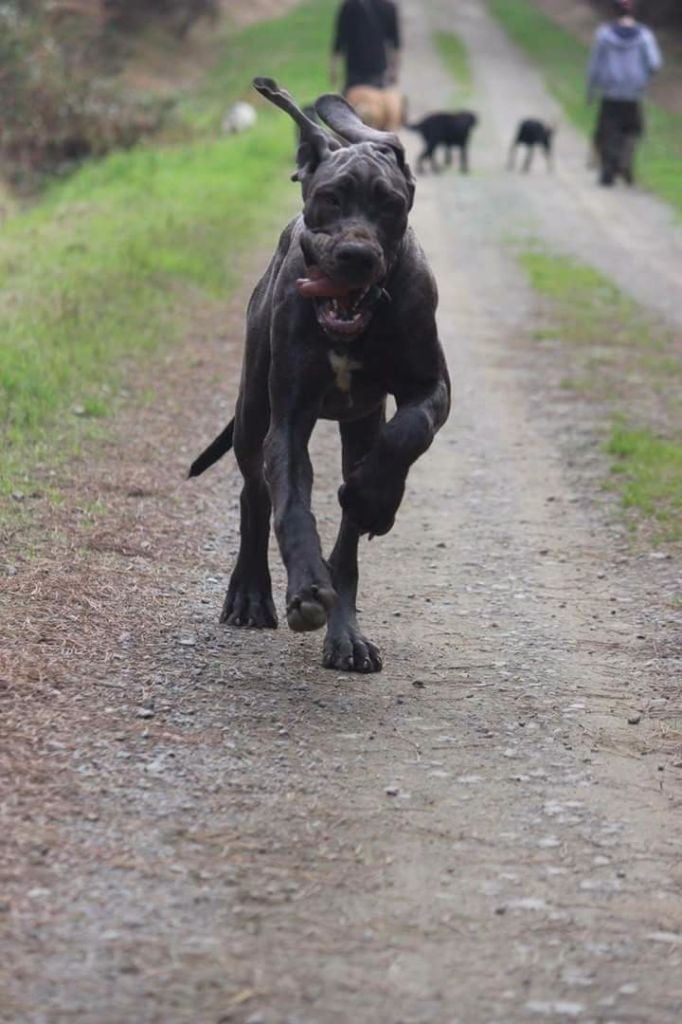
[2,2,682,1023]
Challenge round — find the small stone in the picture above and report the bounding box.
[412,679,426,689]
[627,713,642,725]
[27,888,51,900]
[136,708,154,719]
[508,897,547,911]
[385,786,400,797]
[526,1001,584,1018]
[177,635,197,647]
[647,931,682,945]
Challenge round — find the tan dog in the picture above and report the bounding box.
[344,86,405,132]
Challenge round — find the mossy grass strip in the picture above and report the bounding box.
[519,247,682,540]
[434,30,474,101]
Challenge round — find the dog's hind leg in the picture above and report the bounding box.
[323,409,385,673]
[221,318,278,629]
[221,394,278,629]
[507,141,517,171]
[522,145,534,173]
[459,143,470,175]
[545,143,554,173]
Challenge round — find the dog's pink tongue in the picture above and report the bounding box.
[296,266,351,299]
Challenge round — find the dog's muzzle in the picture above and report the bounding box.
[297,265,385,341]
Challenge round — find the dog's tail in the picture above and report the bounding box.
[405,121,423,133]
[188,418,235,478]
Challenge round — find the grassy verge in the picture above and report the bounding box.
[520,249,682,541]
[434,30,473,100]
[0,0,336,493]
[488,0,682,213]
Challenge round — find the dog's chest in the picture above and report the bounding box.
[328,350,363,394]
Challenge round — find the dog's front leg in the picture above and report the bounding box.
[339,379,450,538]
[264,406,336,633]
[324,411,385,673]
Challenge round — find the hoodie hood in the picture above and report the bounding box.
[607,23,642,45]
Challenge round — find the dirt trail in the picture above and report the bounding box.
[2,2,682,1023]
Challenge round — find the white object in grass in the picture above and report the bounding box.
[222,102,257,135]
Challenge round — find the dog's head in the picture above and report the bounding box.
[457,111,478,132]
[254,78,415,342]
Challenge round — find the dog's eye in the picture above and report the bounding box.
[319,192,341,209]
[378,193,404,214]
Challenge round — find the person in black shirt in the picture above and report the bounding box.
[331,0,401,94]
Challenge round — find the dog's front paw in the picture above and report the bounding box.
[323,627,382,673]
[287,583,337,633]
[338,472,405,538]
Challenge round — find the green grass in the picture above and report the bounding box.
[488,0,682,213]
[519,248,682,539]
[607,426,682,533]
[0,0,336,491]
[519,250,664,353]
[434,30,473,99]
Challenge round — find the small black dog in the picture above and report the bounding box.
[190,79,450,674]
[508,119,555,173]
[407,111,479,174]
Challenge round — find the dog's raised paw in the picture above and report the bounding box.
[323,629,383,673]
[287,585,336,633]
[338,475,404,538]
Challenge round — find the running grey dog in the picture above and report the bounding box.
[190,77,450,673]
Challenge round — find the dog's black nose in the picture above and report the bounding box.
[335,242,377,275]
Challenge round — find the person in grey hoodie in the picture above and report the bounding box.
[587,0,662,186]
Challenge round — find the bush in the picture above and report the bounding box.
[102,0,219,38]
[0,1,214,188]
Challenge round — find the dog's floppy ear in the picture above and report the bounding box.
[315,93,416,209]
[253,77,340,192]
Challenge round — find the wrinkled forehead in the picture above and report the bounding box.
[312,142,407,193]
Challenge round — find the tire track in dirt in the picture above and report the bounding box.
[2,2,682,1022]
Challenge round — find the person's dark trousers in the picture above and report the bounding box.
[595,99,644,186]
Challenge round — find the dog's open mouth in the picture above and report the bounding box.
[297,265,378,339]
